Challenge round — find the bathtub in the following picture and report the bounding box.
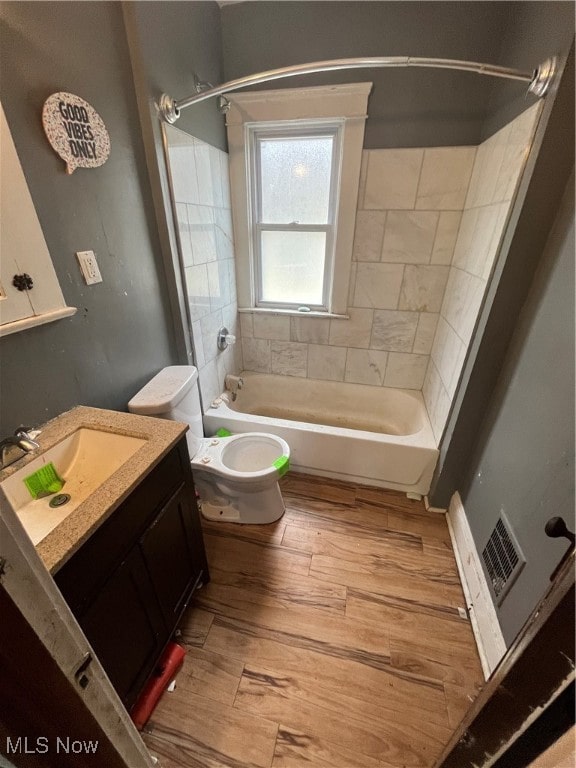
[203,372,439,496]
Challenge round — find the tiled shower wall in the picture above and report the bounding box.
[165,126,241,406]
[240,145,476,389]
[423,103,541,441]
[166,104,539,440]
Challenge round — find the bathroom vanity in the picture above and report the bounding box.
[0,406,209,712]
[54,437,208,710]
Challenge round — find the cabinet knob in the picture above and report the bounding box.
[12,273,34,291]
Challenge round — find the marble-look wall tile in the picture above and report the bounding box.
[167,131,242,408]
[220,151,232,210]
[494,103,540,203]
[166,137,200,204]
[240,313,254,338]
[271,341,308,377]
[253,314,290,340]
[381,211,439,264]
[353,263,404,309]
[423,361,451,444]
[357,151,369,208]
[370,310,418,352]
[290,316,330,344]
[413,313,439,355]
[209,144,224,209]
[416,147,476,210]
[175,203,194,267]
[207,260,231,311]
[214,208,234,260]
[465,129,508,210]
[216,345,237,390]
[307,344,347,381]
[352,211,386,262]
[329,308,373,348]
[452,205,501,278]
[200,309,224,363]
[399,265,450,313]
[194,140,215,207]
[344,349,388,386]
[431,211,462,265]
[189,205,218,264]
[242,337,271,373]
[191,320,206,369]
[431,316,466,394]
[198,359,221,406]
[222,303,239,338]
[384,352,429,389]
[185,264,211,321]
[363,149,424,210]
[347,262,357,307]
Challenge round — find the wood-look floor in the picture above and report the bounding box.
[143,473,484,768]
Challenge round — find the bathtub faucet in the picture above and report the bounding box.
[224,374,244,401]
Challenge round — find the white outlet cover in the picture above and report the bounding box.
[76,250,103,285]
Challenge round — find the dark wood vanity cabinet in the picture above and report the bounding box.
[54,438,209,710]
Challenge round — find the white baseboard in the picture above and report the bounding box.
[447,492,507,679]
[424,495,446,514]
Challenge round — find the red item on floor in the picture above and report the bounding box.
[130,642,186,730]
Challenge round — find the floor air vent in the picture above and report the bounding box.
[482,514,525,605]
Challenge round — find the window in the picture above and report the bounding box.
[226,83,371,315]
[250,123,341,310]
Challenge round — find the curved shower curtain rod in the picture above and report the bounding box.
[158,55,557,124]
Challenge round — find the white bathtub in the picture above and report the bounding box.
[203,372,439,496]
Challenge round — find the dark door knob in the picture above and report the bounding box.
[545,516,575,582]
[545,516,576,546]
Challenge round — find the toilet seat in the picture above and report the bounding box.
[190,433,289,487]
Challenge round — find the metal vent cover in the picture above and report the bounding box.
[482,513,526,605]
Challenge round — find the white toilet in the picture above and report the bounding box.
[128,366,289,524]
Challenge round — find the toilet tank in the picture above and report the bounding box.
[127,366,204,458]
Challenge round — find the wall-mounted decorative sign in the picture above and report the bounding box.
[42,92,110,175]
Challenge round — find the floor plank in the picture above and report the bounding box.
[236,663,451,767]
[177,646,245,707]
[272,725,390,768]
[204,618,448,720]
[177,607,215,648]
[143,472,484,768]
[147,688,278,768]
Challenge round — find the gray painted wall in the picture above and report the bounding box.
[220,1,551,148]
[128,1,226,150]
[482,2,575,139]
[459,174,574,645]
[0,2,178,433]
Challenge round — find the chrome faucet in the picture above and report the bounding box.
[0,427,40,469]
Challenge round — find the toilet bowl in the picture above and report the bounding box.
[128,366,289,524]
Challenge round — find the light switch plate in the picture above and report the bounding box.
[76,250,102,285]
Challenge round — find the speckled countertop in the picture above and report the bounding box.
[0,406,187,573]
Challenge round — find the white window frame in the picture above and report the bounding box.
[249,120,342,312]
[226,83,371,316]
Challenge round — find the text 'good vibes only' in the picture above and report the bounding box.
[59,101,97,160]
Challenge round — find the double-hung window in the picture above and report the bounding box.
[250,122,341,311]
[226,83,371,316]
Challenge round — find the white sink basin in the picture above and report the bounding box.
[1,428,147,545]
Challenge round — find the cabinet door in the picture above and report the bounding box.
[79,545,167,709]
[140,483,205,631]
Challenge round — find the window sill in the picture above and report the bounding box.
[238,307,349,320]
[0,307,77,337]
